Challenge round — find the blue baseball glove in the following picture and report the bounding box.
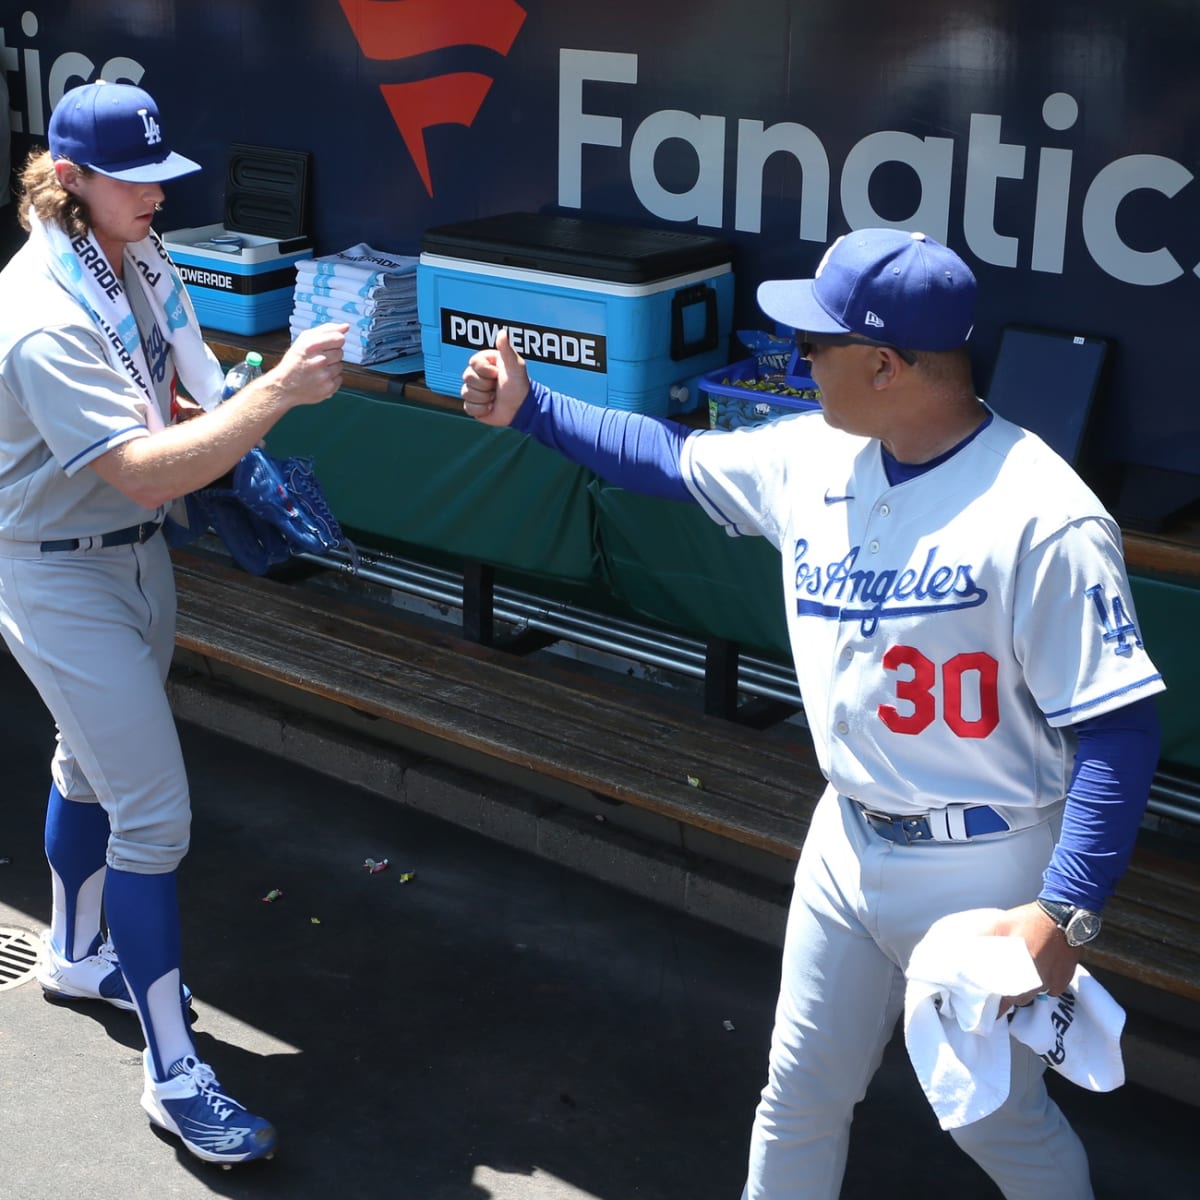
[166,447,349,576]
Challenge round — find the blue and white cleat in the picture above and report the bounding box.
[37,933,136,1011]
[36,932,193,1014]
[141,1051,277,1166]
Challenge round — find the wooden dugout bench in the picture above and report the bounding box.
[170,551,1200,1010]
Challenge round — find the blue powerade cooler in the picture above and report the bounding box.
[418,212,734,416]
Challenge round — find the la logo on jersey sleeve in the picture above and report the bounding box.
[1085,585,1143,658]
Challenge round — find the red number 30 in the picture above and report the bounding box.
[878,645,999,739]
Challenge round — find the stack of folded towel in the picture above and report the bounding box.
[290,243,420,366]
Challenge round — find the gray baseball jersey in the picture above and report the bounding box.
[680,409,1164,816]
[0,242,168,543]
[0,244,189,874]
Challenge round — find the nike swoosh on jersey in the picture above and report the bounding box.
[823,490,855,504]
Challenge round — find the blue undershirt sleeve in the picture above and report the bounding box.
[1041,696,1161,911]
[511,378,695,503]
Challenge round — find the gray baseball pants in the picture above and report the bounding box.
[741,788,1092,1200]
[0,534,189,873]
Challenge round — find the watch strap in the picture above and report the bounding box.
[1036,897,1074,928]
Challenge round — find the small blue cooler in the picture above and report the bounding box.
[162,224,312,335]
[418,212,734,415]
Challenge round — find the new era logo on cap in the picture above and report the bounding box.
[756,228,977,353]
[48,81,201,183]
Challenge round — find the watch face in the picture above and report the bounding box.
[1065,910,1102,946]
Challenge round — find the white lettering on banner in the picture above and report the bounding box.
[0,10,145,136]
[443,310,605,372]
[557,50,1197,287]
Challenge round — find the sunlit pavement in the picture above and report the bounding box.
[0,649,1193,1199]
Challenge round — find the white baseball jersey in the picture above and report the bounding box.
[680,409,1164,816]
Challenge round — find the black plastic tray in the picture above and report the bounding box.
[224,143,311,241]
[420,212,732,285]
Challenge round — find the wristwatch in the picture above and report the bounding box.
[1036,897,1103,947]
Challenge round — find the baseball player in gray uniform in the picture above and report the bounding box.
[0,82,346,1165]
[461,228,1163,1198]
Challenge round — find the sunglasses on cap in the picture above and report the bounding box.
[796,332,918,366]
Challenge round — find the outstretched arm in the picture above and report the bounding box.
[90,323,349,507]
[462,329,695,502]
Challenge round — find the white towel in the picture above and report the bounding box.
[292,288,413,318]
[28,210,225,427]
[290,301,418,334]
[903,908,1125,1130]
[1009,969,1125,1092]
[289,316,419,348]
[290,242,420,368]
[295,243,418,291]
[288,325,418,365]
[292,270,416,300]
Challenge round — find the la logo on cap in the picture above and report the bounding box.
[138,108,163,147]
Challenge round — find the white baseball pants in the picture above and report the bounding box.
[741,787,1093,1200]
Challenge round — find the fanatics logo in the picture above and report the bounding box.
[339,0,527,197]
[138,108,162,146]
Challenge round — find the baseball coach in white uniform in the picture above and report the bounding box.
[460,227,1164,1199]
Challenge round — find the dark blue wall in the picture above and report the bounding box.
[4,0,1198,475]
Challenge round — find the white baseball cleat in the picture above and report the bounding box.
[36,931,194,1014]
[36,933,136,1010]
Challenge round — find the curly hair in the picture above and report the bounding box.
[16,149,92,238]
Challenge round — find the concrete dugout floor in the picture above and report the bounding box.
[0,649,1194,1199]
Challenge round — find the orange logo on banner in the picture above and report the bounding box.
[338,0,527,196]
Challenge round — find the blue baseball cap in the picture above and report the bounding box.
[757,228,976,351]
[48,81,201,183]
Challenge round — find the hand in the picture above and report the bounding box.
[983,901,1084,1016]
[274,322,349,408]
[172,395,205,422]
[461,328,530,426]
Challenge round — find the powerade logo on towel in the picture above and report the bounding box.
[441,310,607,372]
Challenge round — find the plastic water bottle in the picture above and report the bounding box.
[221,351,264,399]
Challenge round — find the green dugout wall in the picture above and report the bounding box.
[266,393,1200,773]
[268,389,600,587]
[1128,577,1200,771]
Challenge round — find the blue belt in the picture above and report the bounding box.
[40,520,162,553]
[859,803,1010,844]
